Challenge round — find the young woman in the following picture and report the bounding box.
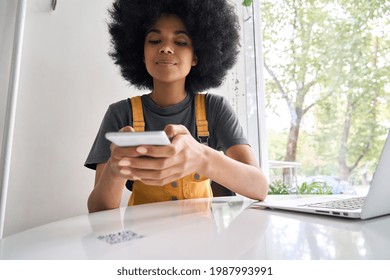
[85,0,268,213]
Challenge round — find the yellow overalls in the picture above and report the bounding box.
[128,94,213,206]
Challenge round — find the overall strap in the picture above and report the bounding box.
[130,94,209,144]
[195,93,209,145]
[130,96,145,132]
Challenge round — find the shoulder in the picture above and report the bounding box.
[204,93,228,108]
[204,93,233,113]
[104,98,132,119]
[100,98,132,128]
[203,92,237,127]
[107,98,131,112]
[205,92,224,103]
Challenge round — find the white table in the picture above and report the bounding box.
[1,196,390,259]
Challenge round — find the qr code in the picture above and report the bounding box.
[97,230,145,245]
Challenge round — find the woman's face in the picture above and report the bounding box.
[143,14,197,87]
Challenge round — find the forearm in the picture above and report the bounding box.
[87,160,127,213]
[200,147,269,201]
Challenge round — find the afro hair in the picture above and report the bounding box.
[108,0,240,93]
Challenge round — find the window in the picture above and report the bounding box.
[259,0,390,195]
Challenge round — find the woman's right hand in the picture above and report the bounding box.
[107,126,142,181]
[88,126,139,212]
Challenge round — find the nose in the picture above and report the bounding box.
[159,44,174,54]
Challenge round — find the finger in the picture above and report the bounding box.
[118,167,140,181]
[164,124,189,140]
[119,126,135,132]
[134,139,188,159]
[111,146,143,160]
[124,158,183,180]
[134,168,184,186]
[110,126,136,158]
[124,156,175,171]
[139,167,188,186]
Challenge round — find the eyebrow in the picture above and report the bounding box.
[146,29,191,37]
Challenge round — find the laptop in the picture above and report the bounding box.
[255,130,390,219]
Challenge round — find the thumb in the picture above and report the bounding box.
[164,124,189,140]
[119,126,135,132]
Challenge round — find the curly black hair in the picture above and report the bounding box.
[108,0,240,93]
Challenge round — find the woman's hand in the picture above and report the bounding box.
[107,125,143,181]
[116,124,207,186]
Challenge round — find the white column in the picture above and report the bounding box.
[0,0,27,239]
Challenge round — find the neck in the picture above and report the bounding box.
[149,81,187,107]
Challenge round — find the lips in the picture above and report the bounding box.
[155,60,177,65]
[154,55,178,65]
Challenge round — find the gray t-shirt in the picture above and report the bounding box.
[85,93,248,170]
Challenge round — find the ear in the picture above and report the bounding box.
[192,55,198,66]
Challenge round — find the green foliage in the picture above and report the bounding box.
[268,180,290,194]
[297,182,333,195]
[262,0,390,181]
[268,180,333,195]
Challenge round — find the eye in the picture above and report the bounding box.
[175,41,188,46]
[148,39,161,45]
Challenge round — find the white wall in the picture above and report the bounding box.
[2,0,135,237]
[1,0,258,237]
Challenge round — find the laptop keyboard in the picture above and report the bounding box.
[307,197,365,210]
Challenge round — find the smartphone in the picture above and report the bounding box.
[105,131,170,147]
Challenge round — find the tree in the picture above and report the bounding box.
[261,0,390,183]
[333,0,390,180]
[262,0,339,183]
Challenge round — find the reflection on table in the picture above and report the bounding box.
[1,196,389,259]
